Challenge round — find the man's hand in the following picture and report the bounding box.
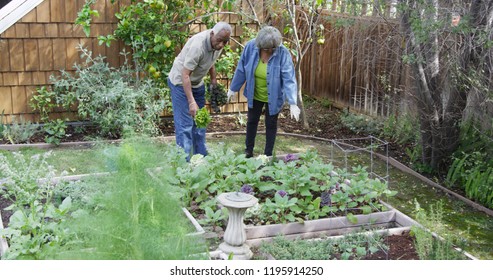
[290,104,300,121]
[227,89,237,103]
[189,101,199,117]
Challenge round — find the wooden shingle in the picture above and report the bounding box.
[38,39,54,71]
[15,23,29,38]
[44,24,58,37]
[50,0,66,23]
[3,73,18,86]
[24,39,39,71]
[9,39,25,71]
[65,0,78,23]
[59,23,73,37]
[25,85,38,113]
[53,38,67,70]
[93,0,106,23]
[32,71,48,85]
[36,1,50,23]
[20,8,37,23]
[18,72,33,86]
[29,23,44,37]
[0,87,13,114]
[66,39,80,69]
[11,86,28,114]
[2,25,16,38]
[0,40,10,71]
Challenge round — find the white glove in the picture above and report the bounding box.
[290,104,300,121]
[227,89,237,103]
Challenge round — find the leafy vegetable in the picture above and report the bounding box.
[195,107,212,128]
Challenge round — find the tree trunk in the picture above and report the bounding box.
[399,0,493,170]
[295,58,309,128]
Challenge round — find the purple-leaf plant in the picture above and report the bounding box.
[283,154,299,163]
[240,184,254,195]
[277,190,288,198]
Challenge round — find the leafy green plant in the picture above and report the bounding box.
[214,44,241,80]
[339,109,382,135]
[236,112,247,127]
[410,200,468,260]
[195,107,212,129]
[259,230,387,260]
[43,119,67,145]
[0,110,6,138]
[47,46,168,138]
[30,86,58,121]
[445,121,493,208]
[92,0,203,86]
[2,116,40,144]
[381,113,419,145]
[198,206,227,231]
[163,148,396,227]
[0,151,73,259]
[207,83,228,113]
[75,0,99,36]
[30,86,68,145]
[261,190,301,223]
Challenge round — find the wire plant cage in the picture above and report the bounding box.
[329,135,389,186]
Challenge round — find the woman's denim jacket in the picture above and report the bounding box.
[229,39,297,115]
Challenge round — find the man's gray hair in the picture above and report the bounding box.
[212,22,232,34]
[255,26,282,49]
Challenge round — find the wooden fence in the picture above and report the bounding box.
[301,11,410,117]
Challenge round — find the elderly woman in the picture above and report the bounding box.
[228,26,300,158]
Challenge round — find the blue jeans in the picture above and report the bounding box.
[167,78,207,160]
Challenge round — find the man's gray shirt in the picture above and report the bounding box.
[168,29,222,88]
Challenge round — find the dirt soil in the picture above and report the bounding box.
[364,232,419,260]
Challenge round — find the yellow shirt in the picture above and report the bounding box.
[254,60,268,102]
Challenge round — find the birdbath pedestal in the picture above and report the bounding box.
[217,192,258,260]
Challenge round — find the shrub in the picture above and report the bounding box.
[1,116,40,144]
[45,47,169,138]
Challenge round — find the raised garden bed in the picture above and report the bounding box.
[244,204,416,247]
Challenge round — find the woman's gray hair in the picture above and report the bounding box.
[212,22,232,34]
[255,26,282,49]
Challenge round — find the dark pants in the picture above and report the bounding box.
[245,99,279,156]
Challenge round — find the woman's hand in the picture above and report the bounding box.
[227,89,237,103]
[290,105,300,121]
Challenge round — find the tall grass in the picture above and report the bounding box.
[411,201,468,260]
[55,137,205,259]
[445,121,493,208]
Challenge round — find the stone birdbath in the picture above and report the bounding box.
[217,192,258,260]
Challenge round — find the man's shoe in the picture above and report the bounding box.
[245,151,253,158]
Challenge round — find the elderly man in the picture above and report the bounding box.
[167,22,232,160]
